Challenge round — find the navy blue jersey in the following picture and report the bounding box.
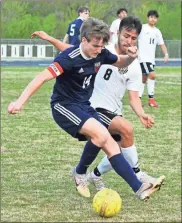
[67,18,83,45]
[48,45,118,104]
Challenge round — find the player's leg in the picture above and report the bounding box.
[88,114,165,189]
[52,103,159,200]
[148,68,159,107]
[139,62,148,99]
[81,118,163,200]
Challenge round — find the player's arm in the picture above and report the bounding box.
[157,30,169,63]
[31,31,72,52]
[128,90,154,128]
[8,69,56,114]
[113,46,138,68]
[160,44,169,63]
[63,33,69,43]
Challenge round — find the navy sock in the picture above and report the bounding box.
[109,153,142,192]
[76,140,101,174]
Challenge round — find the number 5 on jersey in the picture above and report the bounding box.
[83,75,92,89]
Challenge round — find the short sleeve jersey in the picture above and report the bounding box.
[67,18,83,45]
[47,45,118,104]
[138,24,164,65]
[90,44,142,115]
[109,18,121,44]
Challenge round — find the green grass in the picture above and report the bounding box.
[1,66,181,222]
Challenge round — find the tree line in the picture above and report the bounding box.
[1,0,181,40]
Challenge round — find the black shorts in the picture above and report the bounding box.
[96,108,122,142]
[140,62,155,75]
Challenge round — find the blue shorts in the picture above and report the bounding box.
[51,102,103,139]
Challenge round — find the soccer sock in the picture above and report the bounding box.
[121,145,140,173]
[147,78,155,98]
[93,167,101,177]
[97,145,141,175]
[109,153,142,192]
[76,140,101,174]
[97,155,113,175]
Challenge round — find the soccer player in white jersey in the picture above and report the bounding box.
[109,8,128,45]
[31,16,165,195]
[138,10,169,107]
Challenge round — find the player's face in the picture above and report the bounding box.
[118,11,128,20]
[148,15,158,26]
[80,10,89,21]
[118,28,138,54]
[82,37,104,58]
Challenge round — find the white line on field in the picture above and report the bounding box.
[157,81,181,85]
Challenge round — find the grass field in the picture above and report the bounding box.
[1,66,181,222]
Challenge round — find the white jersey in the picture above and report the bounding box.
[138,24,164,65]
[109,18,121,44]
[90,44,142,115]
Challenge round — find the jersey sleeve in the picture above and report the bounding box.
[157,29,164,45]
[47,51,72,78]
[109,20,116,33]
[103,48,118,65]
[126,63,142,92]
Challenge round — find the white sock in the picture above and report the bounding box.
[147,78,155,97]
[97,155,112,175]
[121,145,139,168]
[97,145,139,175]
[139,83,145,98]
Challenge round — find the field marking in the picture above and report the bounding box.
[157,81,181,85]
[158,74,181,77]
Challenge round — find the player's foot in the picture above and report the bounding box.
[71,167,90,198]
[136,171,165,187]
[136,182,161,201]
[87,171,105,191]
[148,98,159,107]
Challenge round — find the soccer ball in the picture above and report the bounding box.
[93,188,122,218]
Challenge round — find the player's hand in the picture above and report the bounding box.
[31,31,50,41]
[8,101,22,114]
[126,46,138,59]
[139,113,154,128]
[164,54,169,63]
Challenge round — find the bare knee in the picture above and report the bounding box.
[92,129,110,147]
[120,121,133,139]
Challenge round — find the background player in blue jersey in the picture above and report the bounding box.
[63,6,90,45]
[9,17,156,201]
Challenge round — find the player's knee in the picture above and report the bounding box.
[120,121,133,138]
[94,129,110,147]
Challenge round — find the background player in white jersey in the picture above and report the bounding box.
[109,8,128,45]
[31,16,165,194]
[138,10,169,107]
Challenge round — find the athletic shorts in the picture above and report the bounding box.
[95,108,122,142]
[140,62,155,75]
[51,102,103,140]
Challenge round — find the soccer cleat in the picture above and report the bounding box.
[148,98,159,107]
[87,172,105,191]
[136,182,161,201]
[71,167,90,198]
[136,171,165,187]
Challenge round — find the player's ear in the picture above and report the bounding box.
[82,37,88,43]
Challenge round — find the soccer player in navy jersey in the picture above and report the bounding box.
[63,7,90,45]
[9,18,156,201]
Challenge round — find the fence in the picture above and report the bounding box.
[1,39,181,60]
